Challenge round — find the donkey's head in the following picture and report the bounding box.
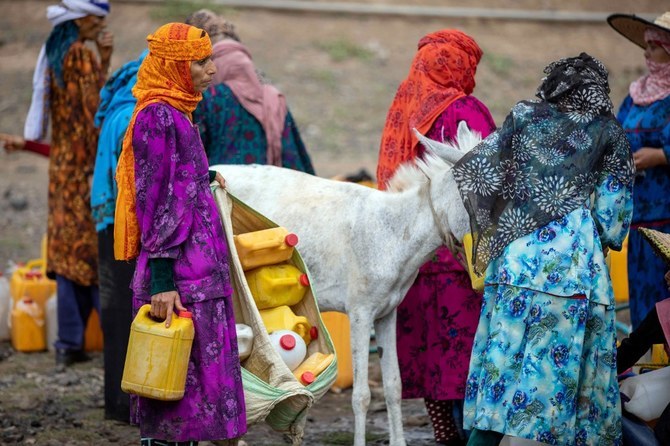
[413,121,482,243]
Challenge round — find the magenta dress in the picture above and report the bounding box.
[129,103,246,441]
[396,96,495,401]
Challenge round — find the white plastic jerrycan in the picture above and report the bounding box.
[268,329,307,371]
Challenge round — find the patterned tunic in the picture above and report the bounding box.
[464,172,633,445]
[617,95,670,328]
[193,83,315,173]
[397,96,495,400]
[46,42,101,286]
[130,103,246,441]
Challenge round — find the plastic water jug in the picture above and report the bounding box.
[0,273,10,341]
[292,352,335,385]
[462,233,484,291]
[11,297,46,352]
[84,309,104,352]
[259,305,312,344]
[268,329,307,371]
[245,264,310,310]
[236,323,254,361]
[234,227,299,271]
[9,259,56,309]
[45,293,57,352]
[121,304,194,401]
[620,366,670,421]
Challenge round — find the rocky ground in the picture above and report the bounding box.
[0,0,652,444]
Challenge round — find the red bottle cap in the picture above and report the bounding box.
[309,326,319,340]
[178,310,193,319]
[299,274,310,287]
[284,233,299,247]
[23,298,34,304]
[279,334,296,350]
[301,371,315,385]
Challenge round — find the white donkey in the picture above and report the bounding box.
[212,123,482,446]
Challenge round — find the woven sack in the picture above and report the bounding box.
[213,186,337,443]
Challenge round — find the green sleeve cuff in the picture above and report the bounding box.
[209,170,217,183]
[149,257,176,295]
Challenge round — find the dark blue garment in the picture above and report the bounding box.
[193,83,315,174]
[618,95,670,328]
[54,274,100,351]
[45,21,79,87]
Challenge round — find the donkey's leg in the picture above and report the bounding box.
[349,308,373,446]
[374,308,405,446]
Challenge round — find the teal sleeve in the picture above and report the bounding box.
[149,257,176,295]
[209,170,217,183]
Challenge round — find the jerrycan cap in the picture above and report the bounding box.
[178,310,193,319]
[299,273,310,287]
[279,334,296,350]
[301,371,315,385]
[284,233,299,247]
[22,297,34,304]
[309,326,319,340]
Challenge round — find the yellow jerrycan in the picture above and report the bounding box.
[245,264,310,310]
[11,297,46,352]
[234,227,299,271]
[462,233,484,292]
[121,305,194,401]
[292,352,335,385]
[259,305,312,344]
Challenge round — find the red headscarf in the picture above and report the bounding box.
[376,29,483,189]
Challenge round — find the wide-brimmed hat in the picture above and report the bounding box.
[607,12,670,49]
[639,227,670,266]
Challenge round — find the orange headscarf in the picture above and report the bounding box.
[114,23,212,260]
[376,30,483,190]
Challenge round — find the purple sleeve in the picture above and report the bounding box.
[426,96,496,142]
[132,104,195,259]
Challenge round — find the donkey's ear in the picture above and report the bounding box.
[413,128,462,165]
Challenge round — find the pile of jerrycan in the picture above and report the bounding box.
[237,227,334,385]
[0,237,103,353]
[122,224,336,401]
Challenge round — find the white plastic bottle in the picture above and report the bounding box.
[236,323,254,361]
[45,293,58,352]
[268,329,307,371]
[0,273,10,341]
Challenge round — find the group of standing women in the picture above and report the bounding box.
[377,11,670,446]
[3,0,670,444]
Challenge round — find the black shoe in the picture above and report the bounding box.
[55,349,91,366]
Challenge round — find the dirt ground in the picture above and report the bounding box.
[0,0,654,444]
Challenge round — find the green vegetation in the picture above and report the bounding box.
[315,39,374,62]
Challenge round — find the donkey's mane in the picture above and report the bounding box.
[386,151,450,193]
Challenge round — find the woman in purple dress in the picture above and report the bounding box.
[114,22,246,445]
[377,29,496,445]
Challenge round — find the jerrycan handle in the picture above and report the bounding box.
[293,316,311,341]
[271,273,310,288]
[244,233,299,252]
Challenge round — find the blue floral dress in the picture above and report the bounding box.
[463,171,633,445]
[617,94,670,328]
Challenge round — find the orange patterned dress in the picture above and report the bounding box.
[46,41,102,286]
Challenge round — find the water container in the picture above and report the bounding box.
[45,293,58,352]
[9,259,56,309]
[84,309,104,352]
[268,329,307,371]
[259,305,312,344]
[236,323,254,361]
[292,352,335,385]
[10,297,46,352]
[462,233,484,291]
[234,227,299,271]
[245,264,310,310]
[121,304,194,401]
[321,311,353,390]
[620,366,670,421]
[0,273,10,341]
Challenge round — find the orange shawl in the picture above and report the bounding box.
[114,23,212,260]
[376,29,483,190]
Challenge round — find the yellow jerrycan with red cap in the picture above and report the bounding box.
[234,227,299,271]
[245,264,310,309]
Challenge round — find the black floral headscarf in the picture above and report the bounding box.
[454,53,635,274]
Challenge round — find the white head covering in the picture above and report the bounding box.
[24,0,110,140]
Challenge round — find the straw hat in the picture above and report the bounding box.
[607,12,670,49]
[639,227,670,266]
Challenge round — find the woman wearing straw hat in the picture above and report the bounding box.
[608,12,670,330]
